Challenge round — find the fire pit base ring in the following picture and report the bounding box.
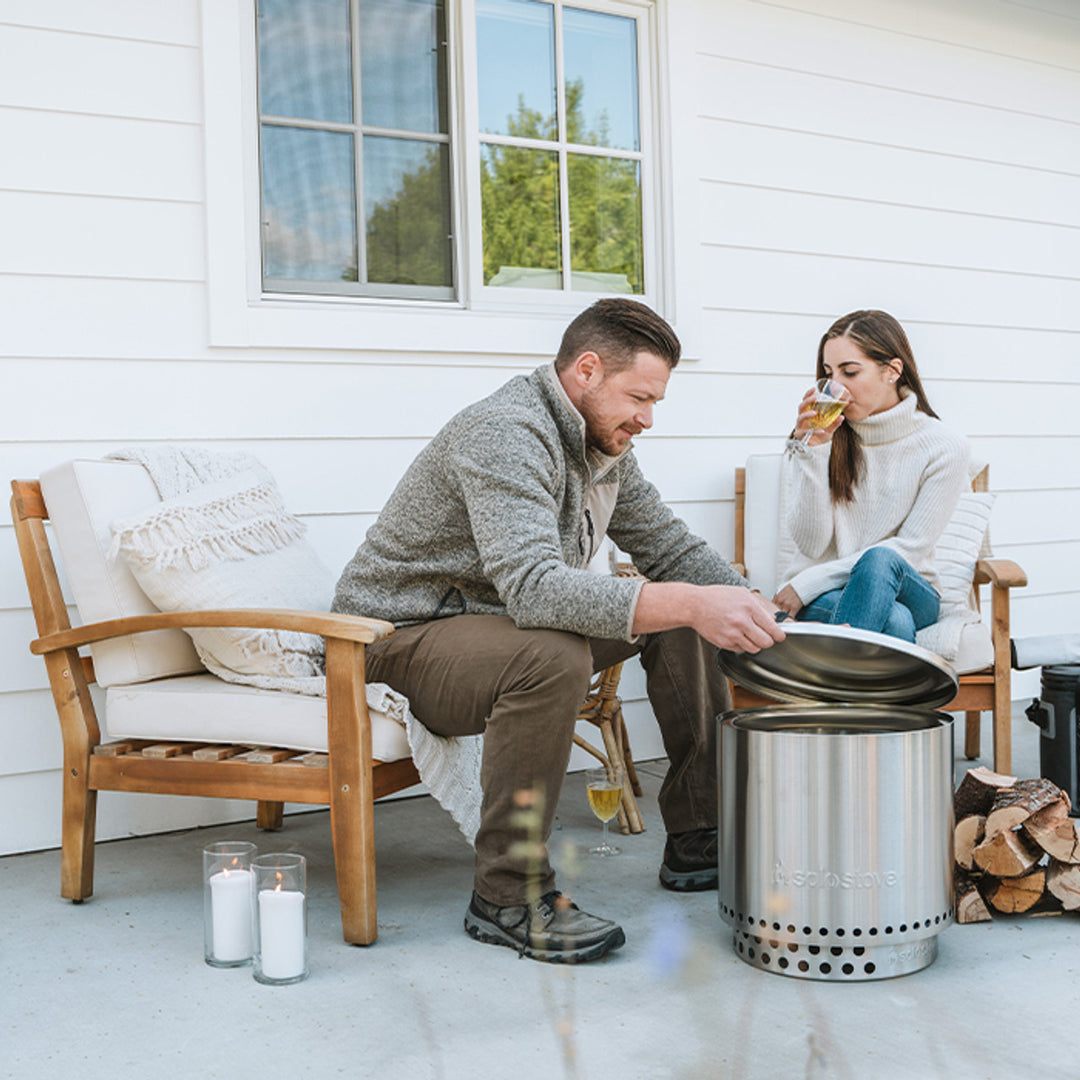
[731,928,941,981]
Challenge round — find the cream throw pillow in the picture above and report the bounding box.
[111,469,337,689]
[934,491,994,613]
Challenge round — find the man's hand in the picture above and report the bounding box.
[691,585,787,653]
[633,582,786,654]
[772,584,803,618]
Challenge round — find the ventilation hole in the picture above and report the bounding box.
[808,945,820,956]
[754,935,762,946]
[853,928,862,937]
[934,915,941,925]
[901,924,909,932]
[869,927,879,937]
[864,962,876,975]
[737,942,744,954]
[818,927,828,937]
[803,926,812,936]
[746,916,754,925]
[841,963,854,976]
[830,946,843,957]
[836,928,845,938]
[853,947,865,957]
[787,943,798,953]
[778,957,789,969]
[759,919,767,928]
[748,948,756,959]
[819,962,832,974]
[761,953,771,965]
[769,940,779,950]
[772,922,781,931]
[885,926,894,934]
[798,960,809,973]
[787,924,796,934]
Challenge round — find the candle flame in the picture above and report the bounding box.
[275,871,283,893]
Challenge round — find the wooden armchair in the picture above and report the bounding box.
[731,459,1027,774]
[12,476,421,945]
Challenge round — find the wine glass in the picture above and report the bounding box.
[799,378,852,444]
[585,765,624,857]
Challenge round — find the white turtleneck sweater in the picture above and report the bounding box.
[781,390,969,607]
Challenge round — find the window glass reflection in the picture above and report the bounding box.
[481,145,561,288]
[477,0,556,139]
[563,8,639,151]
[257,0,352,124]
[261,126,357,282]
[360,0,447,133]
[365,137,453,287]
[568,153,642,293]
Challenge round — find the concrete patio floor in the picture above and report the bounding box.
[4,708,1078,1080]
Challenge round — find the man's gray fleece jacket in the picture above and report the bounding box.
[333,363,746,642]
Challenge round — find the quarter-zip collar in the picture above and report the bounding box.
[536,362,625,483]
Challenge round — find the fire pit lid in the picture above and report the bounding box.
[717,623,958,709]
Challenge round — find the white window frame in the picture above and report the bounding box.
[201,0,690,355]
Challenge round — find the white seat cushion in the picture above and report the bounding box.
[953,620,994,676]
[105,674,411,761]
[40,459,203,687]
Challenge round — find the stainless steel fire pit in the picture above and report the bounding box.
[717,625,958,982]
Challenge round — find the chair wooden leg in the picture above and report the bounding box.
[325,638,378,946]
[991,585,1013,776]
[256,800,284,831]
[598,719,645,835]
[616,711,643,798]
[963,711,981,760]
[60,770,97,902]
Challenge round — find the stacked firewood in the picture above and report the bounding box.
[954,766,1080,923]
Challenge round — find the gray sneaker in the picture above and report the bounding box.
[464,890,625,963]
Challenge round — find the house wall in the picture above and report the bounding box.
[2,0,1077,855]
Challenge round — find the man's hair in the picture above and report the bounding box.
[554,298,681,374]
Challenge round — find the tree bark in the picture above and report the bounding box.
[954,766,1018,821]
[1023,802,1080,865]
[984,778,1070,841]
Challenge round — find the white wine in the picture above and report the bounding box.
[587,782,622,823]
[806,397,848,430]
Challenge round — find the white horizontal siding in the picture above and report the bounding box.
[1,0,1077,855]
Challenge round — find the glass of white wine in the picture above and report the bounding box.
[799,378,852,444]
[585,765,624,857]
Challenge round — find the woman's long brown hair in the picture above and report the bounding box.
[817,310,939,503]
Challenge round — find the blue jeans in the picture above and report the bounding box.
[796,547,940,643]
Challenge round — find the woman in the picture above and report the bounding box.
[773,309,969,642]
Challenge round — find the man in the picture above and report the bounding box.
[333,298,784,963]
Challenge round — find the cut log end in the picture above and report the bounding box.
[954,766,1019,820]
[984,868,1046,915]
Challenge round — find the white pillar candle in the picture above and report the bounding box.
[258,887,305,980]
[209,867,253,962]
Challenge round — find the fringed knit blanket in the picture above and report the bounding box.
[108,445,484,846]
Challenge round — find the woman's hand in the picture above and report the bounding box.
[772,584,803,618]
[793,387,844,446]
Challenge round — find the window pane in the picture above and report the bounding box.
[365,137,453,287]
[481,145,561,288]
[261,126,357,282]
[563,8,639,151]
[360,0,447,133]
[477,0,556,139]
[257,0,352,124]
[568,153,642,293]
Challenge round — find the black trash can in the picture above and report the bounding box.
[1025,664,1080,815]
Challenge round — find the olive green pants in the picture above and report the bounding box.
[364,614,729,906]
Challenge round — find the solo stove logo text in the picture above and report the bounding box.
[773,860,900,889]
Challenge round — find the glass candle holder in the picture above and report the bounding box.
[253,853,308,985]
[203,840,257,967]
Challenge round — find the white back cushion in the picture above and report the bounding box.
[744,453,784,597]
[39,460,204,687]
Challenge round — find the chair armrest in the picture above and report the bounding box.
[974,558,1027,590]
[30,609,396,656]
